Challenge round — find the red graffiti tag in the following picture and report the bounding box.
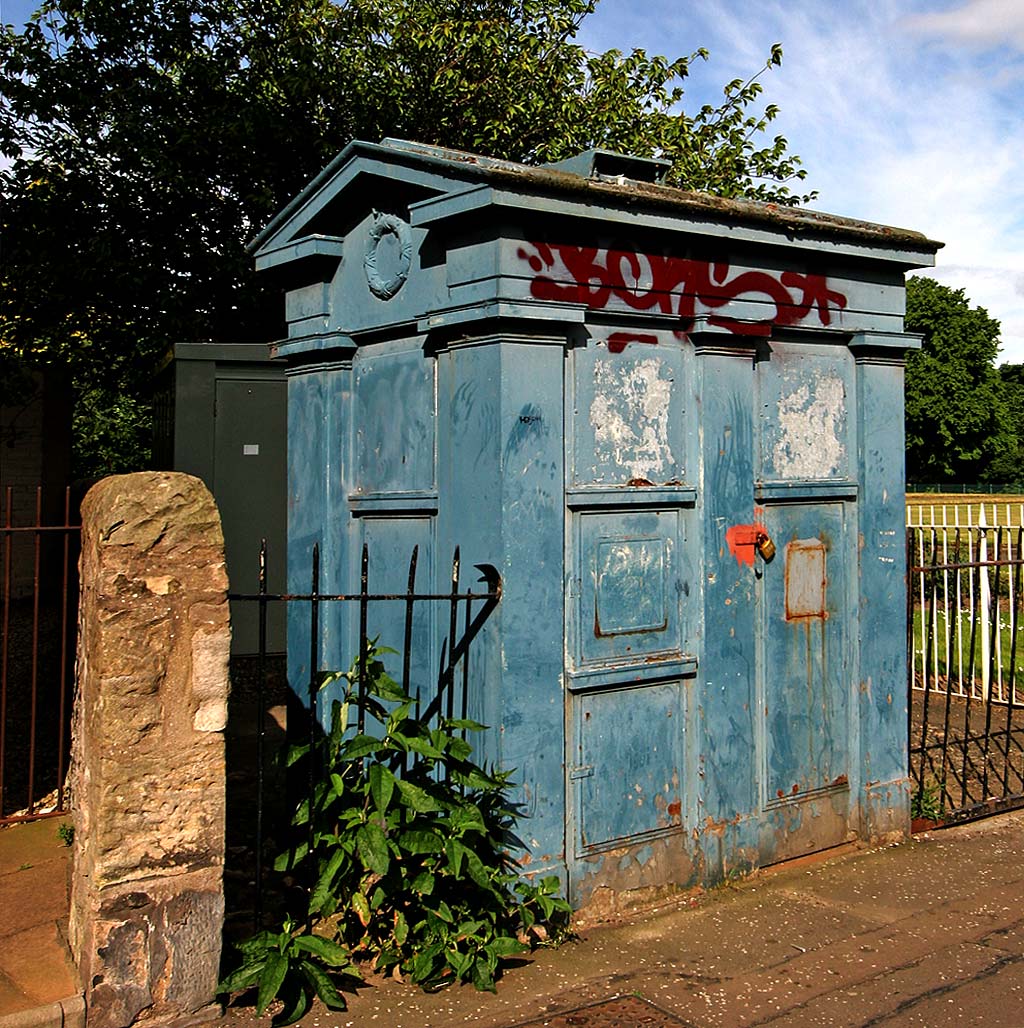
[607,331,659,353]
[518,243,847,341]
[726,523,767,568]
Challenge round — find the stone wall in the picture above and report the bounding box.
[69,473,230,1028]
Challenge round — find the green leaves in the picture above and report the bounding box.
[3,0,813,474]
[904,276,1015,484]
[256,953,289,1016]
[219,640,571,1022]
[396,777,446,813]
[368,762,395,813]
[218,921,359,1025]
[292,934,352,967]
[399,829,444,854]
[355,822,390,875]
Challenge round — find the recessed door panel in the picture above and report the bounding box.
[359,516,434,703]
[574,683,684,852]
[757,342,853,483]
[574,509,682,669]
[570,342,685,487]
[759,502,850,806]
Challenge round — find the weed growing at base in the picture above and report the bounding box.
[219,641,570,1025]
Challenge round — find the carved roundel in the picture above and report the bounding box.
[363,212,413,300]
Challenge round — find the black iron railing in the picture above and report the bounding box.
[908,525,1024,825]
[226,542,501,930]
[0,486,79,825]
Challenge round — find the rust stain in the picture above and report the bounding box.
[667,800,682,818]
[626,476,655,487]
[725,522,766,567]
[702,813,741,837]
[784,538,828,621]
[831,774,849,788]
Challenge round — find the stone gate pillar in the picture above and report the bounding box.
[69,472,230,1028]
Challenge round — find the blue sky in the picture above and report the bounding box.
[579,0,1024,364]
[4,0,1023,363]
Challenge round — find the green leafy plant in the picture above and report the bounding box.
[911,779,943,822]
[220,640,570,1023]
[57,822,74,847]
[218,918,359,1024]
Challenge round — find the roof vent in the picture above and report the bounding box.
[544,148,671,185]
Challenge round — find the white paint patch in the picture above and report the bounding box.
[590,359,674,481]
[772,375,846,479]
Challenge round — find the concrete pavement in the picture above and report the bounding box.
[7,810,1024,1027]
[217,811,1024,1027]
[0,817,82,1028]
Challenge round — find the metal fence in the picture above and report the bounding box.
[907,503,1024,704]
[0,486,79,825]
[225,542,502,931]
[909,484,1024,495]
[907,507,1024,824]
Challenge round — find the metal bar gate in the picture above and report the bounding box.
[226,542,501,931]
[908,522,1024,825]
[0,486,79,825]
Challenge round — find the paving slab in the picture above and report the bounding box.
[0,820,79,1026]
[211,810,1024,1028]
[877,954,1024,1027]
[8,809,1024,1028]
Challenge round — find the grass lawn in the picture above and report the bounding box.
[907,493,1024,529]
[910,606,1024,696]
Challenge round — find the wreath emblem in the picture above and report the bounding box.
[363,212,413,300]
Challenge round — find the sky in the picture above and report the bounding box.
[577,0,1024,364]
[3,0,1023,363]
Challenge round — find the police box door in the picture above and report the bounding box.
[754,340,857,864]
[564,333,698,904]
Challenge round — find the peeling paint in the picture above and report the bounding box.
[573,833,699,918]
[590,359,674,481]
[772,375,846,479]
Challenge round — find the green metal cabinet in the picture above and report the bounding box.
[154,343,287,654]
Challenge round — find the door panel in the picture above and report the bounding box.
[574,683,684,852]
[758,502,850,823]
[214,378,287,654]
[564,335,694,897]
[572,509,683,669]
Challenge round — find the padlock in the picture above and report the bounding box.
[755,531,776,562]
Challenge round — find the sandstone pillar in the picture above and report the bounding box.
[69,473,230,1028]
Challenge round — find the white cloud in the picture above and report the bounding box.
[903,0,1024,50]
[580,0,1024,363]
